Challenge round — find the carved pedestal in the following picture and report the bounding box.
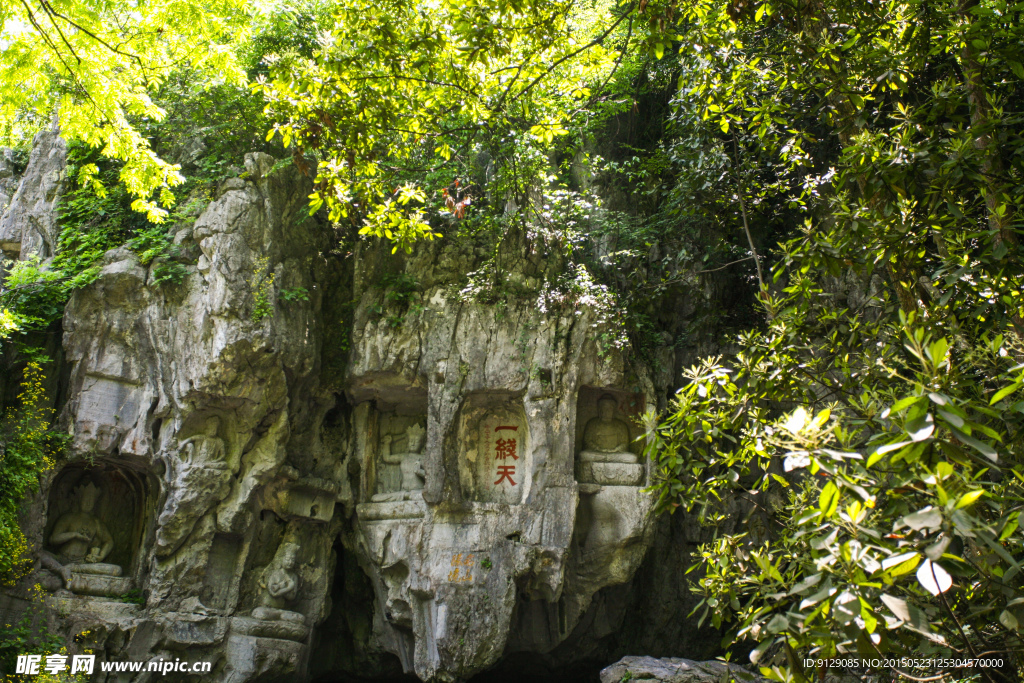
[231,614,308,642]
[66,563,133,598]
[356,499,427,521]
[576,456,644,486]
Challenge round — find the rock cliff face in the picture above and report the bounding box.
[0,127,65,261]
[1,139,710,682]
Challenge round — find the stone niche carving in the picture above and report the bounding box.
[280,476,340,522]
[373,422,426,502]
[358,403,429,521]
[41,464,150,598]
[575,388,645,487]
[233,527,309,643]
[572,388,651,571]
[459,394,529,504]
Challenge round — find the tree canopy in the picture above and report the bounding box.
[643,0,1024,679]
[0,0,249,220]
[259,0,631,251]
[3,0,1024,679]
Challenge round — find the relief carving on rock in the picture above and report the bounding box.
[254,542,302,619]
[577,393,643,486]
[358,410,429,521]
[50,480,114,565]
[573,389,650,566]
[156,415,233,555]
[372,422,426,502]
[40,473,135,597]
[464,402,529,504]
[233,540,309,642]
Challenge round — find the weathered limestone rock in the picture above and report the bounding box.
[8,150,336,682]
[0,148,22,221]
[600,656,769,683]
[4,142,682,682]
[0,127,65,259]
[340,251,659,680]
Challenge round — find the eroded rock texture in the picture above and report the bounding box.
[0,126,65,260]
[600,657,768,683]
[0,148,23,220]
[338,253,658,681]
[1,140,705,682]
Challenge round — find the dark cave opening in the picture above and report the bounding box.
[309,537,409,683]
[464,654,604,683]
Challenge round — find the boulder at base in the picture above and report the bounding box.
[600,656,769,683]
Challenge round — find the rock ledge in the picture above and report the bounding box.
[600,656,768,683]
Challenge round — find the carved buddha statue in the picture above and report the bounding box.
[579,395,637,464]
[40,479,123,590]
[252,543,305,624]
[179,416,227,466]
[49,481,114,565]
[155,416,231,555]
[371,423,426,502]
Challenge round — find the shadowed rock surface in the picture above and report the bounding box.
[600,657,769,683]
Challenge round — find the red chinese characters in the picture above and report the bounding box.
[493,425,518,486]
[493,465,516,486]
[495,437,518,461]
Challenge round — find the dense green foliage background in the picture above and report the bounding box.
[641,1,1024,680]
[3,0,1024,680]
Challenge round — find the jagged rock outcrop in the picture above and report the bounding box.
[333,240,658,680]
[3,136,689,683]
[0,148,22,218]
[15,149,335,682]
[0,126,65,260]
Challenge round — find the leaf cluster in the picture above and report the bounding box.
[0,364,63,584]
[257,0,632,251]
[0,0,251,221]
[646,0,1024,679]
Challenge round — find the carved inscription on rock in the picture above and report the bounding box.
[447,553,474,583]
[472,410,528,504]
[77,375,141,425]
